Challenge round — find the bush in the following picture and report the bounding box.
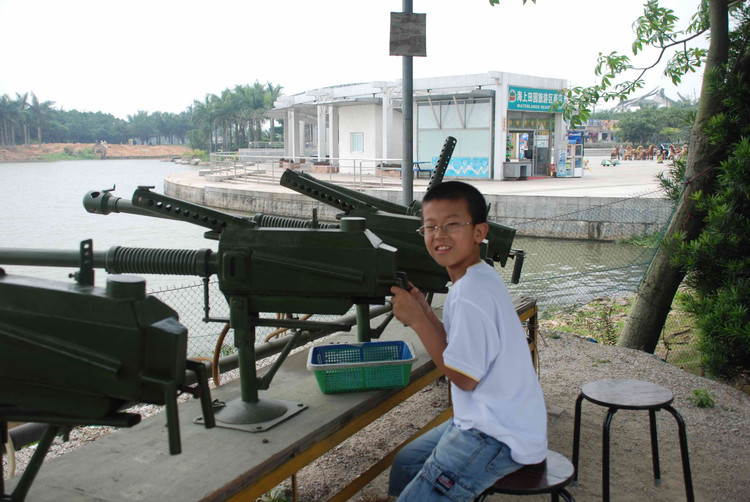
[670,138,750,381]
[686,388,715,408]
[191,149,209,162]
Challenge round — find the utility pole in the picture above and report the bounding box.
[402,0,414,205]
[390,3,424,205]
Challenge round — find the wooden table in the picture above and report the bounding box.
[6,296,537,501]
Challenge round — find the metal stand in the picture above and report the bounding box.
[195,296,307,432]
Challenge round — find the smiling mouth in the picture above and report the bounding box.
[435,245,451,252]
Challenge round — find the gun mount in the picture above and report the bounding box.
[75,186,402,434]
[0,247,215,501]
[276,137,523,291]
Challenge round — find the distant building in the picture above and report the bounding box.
[268,71,568,180]
[613,87,685,112]
[581,119,619,143]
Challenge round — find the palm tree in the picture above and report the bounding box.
[191,96,215,151]
[127,110,154,145]
[265,82,283,142]
[0,94,12,147]
[212,90,234,151]
[15,93,31,147]
[29,92,55,147]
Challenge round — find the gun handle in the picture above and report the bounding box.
[397,272,413,292]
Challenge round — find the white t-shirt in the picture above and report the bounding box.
[442,261,547,464]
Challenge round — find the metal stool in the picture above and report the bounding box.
[572,379,694,501]
[475,450,575,501]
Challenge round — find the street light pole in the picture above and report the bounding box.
[402,0,414,205]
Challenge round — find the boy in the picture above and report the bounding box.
[388,181,547,501]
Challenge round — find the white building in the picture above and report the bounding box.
[268,71,568,180]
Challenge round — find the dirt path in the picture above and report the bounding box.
[0,143,191,162]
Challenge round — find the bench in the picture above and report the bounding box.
[376,162,435,179]
[6,296,538,501]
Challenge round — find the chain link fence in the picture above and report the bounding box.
[149,188,701,376]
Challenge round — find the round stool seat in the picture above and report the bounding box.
[482,450,574,496]
[581,379,673,410]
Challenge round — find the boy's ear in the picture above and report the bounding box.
[474,222,489,243]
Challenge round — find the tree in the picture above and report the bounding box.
[0,94,12,147]
[609,104,696,145]
[127,110,155,145]
[491,0,746,362]
[190,96,216,151]
[16,93,31,147]
[29,92,55,147]
[266,82,283,142]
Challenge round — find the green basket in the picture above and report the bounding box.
[306,341,417,394]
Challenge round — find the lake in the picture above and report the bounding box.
[0,159,654,355]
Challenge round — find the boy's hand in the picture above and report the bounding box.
[390,285,427,327]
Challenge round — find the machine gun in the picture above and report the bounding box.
[0,186,403,498]
[275,137,525,291]
[72,186,400,433]
[0,241,216,501]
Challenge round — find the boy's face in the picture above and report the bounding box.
[421,198,488,282]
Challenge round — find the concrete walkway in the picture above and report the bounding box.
[167,155,670,200]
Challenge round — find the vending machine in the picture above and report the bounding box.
[566,131,585,178]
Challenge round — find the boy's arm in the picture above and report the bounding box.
[390,286,478,391]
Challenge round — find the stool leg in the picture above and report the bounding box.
[649,409,661,485]
[602,407,618,502]
[664,405,694,502]
[572,393,584,484]
[559,488,575,502]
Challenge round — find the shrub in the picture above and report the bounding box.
[686,388,715,408]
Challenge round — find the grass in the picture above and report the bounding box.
[542,294,704,377]
[42,147,99,161]
[617,232,664,248]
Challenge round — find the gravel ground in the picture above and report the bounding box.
[5,331,750,501]
[293,331,750,502]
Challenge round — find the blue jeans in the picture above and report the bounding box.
[388,420,522,501]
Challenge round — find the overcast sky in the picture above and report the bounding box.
[0,0,706,120]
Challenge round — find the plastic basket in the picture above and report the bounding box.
[306,341,417,394]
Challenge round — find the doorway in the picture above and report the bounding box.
[507,112,554,176]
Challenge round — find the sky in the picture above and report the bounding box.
[0,0,707,120]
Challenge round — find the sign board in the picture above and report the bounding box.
[508,86,564,112]
[536,133,549,148]
[390,13,427,57]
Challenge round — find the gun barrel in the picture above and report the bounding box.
[84,187,255,235]
[83,190,173,220]
[0,248,109,269]
[0,247,216,277]
[425,136,457,192]
[280,170,409,215]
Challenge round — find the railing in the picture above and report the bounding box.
[208,153,410,190]
[246,141,284,149]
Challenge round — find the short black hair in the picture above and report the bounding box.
[422,181,487,224]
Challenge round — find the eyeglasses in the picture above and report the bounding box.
[416,221,472,236]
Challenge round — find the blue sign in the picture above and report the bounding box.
[431,156,489,178]
[568,131,583,144]
[508,86,564,112]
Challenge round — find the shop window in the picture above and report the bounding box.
[350,132,364,153]
[441,101,462,128]
[418,102,439,129]
[466,100,491,128]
